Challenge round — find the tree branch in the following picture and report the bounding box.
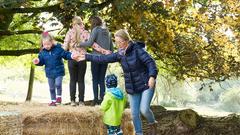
[0,49,39,56]
[0,4,61,14]
[0,30,42,36]
[0,0,114,14]
[0,28,60,36]
[90,0,114,9]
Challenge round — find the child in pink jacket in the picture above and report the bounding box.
[63,16,111,106]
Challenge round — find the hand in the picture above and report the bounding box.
[104,50,112,55]
[71,51,80,60]
[33,58,39,64]
[75,54,86,62]
[148,77,156,89]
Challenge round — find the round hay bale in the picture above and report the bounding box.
[0,111,22,135]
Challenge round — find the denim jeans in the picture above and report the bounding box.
[91,62,108,102]
[128,88,155,134]
[47,76,63,102]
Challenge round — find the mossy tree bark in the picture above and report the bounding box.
[142,106,240,135]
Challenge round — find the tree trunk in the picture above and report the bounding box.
[25,64,35,101]
[142,106,240,135]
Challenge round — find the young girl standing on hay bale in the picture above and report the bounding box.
[101,74,126,135]
[63,16,110,106]
[77,16,113,106]
[33,32,79,106]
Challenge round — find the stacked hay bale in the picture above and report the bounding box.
[20,104,134,135]
[122,109,134,134]
[22,106,105,135]
[0,111,22,135]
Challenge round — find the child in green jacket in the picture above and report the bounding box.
[100,74,126,135]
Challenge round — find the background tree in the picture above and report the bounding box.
[0,0,239,85]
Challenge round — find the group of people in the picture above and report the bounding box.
[33,15,158,135]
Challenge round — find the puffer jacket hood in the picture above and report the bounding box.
[107,87,124,100]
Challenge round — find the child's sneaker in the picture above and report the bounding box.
[48,102,56,106]
[78,101,85,106]
[91,100,97,106]
[98,99,103,105]
[56,97,62,104]
[71,101,77,106]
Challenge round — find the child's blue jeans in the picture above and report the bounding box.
[106,125,123,135]
[47,76,63,102]
[128,88,156,135]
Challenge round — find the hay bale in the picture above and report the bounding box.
[22,106,105,135]
[0,111,22,135]
[122,109,134,134]
[20,105,134,135]
[0,102,134,135]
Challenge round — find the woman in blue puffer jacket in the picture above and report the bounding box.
[78,29,158,135]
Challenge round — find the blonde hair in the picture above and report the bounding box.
[72,16,83,44]
[40,32,54,51]
[41,32,54,41]
[72,16,83,25]
[114,29,132,41]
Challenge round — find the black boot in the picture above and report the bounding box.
[91,100,97,106]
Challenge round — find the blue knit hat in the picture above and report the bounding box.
[105,74,118,88]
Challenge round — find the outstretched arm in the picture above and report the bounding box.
[76,52,119,63]
[78,28,97,47]
[33,52,45,66]
[60,47,73,60]
[85,53,119,64]
[80,29,111,54]
[92,43,112,55]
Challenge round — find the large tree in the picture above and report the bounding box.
[0,0,239,83]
